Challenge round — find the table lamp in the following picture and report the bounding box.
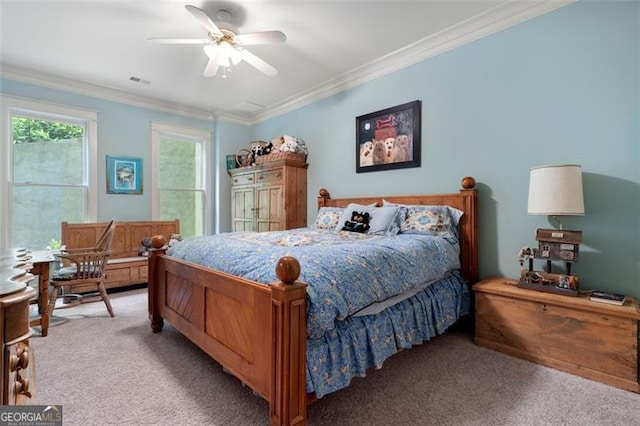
[527,164,585,229]
[522,164,585,293]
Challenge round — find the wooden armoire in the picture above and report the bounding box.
[229,159,308,232]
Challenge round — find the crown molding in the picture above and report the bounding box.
[0,0,573,126]
[248,0,574,124]
[0,64,217,122]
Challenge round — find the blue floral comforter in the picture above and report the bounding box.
[167,228,460,339]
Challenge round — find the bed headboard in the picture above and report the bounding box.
[317,176,478,284]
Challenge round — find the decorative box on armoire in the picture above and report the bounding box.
[229,159,308,232]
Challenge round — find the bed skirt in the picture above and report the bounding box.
[306,271,470,397]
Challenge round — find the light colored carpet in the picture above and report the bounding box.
[30,288,640,425]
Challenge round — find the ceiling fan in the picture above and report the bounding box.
[149,5,286,78]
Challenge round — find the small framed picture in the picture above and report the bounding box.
[226,154,237,171]
[106,155,143,194]
[356,100,421,173]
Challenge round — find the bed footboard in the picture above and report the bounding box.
[148,244,307,425]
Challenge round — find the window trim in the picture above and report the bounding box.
[0,94,98,248]
[150,121,212,235]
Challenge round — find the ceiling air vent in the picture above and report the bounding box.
[233,101,264,113]
[129,76,151,85]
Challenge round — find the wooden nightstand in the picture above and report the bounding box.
[474,276,640,393]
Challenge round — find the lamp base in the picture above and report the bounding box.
[535,228,582,244]
[535,228,582,263]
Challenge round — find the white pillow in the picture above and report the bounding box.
[336,204,404,236]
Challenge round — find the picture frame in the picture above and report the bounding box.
[356,100,421,173]
[106,155,143,195]
[226,154,237,171]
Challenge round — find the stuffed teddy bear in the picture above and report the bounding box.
[254,142,273,156]
[262,142,273,155]
[279,135,299,153]
[138,237,154,257]
[341,211,371,233]
[273,135,308,156]
[168,233,183,247]
[251,145,264,157]
[139,233,183,256]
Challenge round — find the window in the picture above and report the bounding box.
[151,122,211,238]
[1,95,97,249]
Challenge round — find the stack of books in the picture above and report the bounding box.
[589,291,626,306]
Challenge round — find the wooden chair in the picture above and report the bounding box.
[63,218,116,254]
[47,220,117,318]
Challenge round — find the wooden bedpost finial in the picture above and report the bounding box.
[275,256,301,285]
[318,188,330,198]
[461,176,476,190]
[151,235,166,249]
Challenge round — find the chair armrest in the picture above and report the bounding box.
[60,247,102,254]
[55,250,112,279]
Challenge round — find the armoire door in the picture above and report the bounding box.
[232,186,255,231]
[255,185,283,232]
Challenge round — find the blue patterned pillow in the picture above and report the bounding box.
[312,207,344,229]
[400,205,463,238]
[382,200,463,238]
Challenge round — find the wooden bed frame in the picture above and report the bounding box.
[148,177,478,425]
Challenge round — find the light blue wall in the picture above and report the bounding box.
[0,79,214,222]
[215,119,252,232]
[251,1,640,296]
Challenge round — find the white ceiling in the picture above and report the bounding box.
[0,1,571,123]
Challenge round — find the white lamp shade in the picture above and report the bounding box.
[527,164,585,215]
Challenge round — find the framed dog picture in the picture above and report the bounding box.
[355,100,421,173]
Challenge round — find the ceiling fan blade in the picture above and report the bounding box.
[239,49,278,77]
[203,45,223,77]
[185,5,223,37]
[203,57,220,77]
[203,59,220,77]
[236,30,286,46]
[148,38,211,45]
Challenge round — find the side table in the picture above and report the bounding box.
[474,276,640,393]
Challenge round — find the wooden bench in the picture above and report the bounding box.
[61,220,180,293]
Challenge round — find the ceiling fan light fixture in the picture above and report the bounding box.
[203,44,217,58]
[217,54,231,67]
[153,5,284,78]
[230,51,242,65]
[220,41,242,63]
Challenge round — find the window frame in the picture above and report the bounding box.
[150,121,212,236]
[0,94,98,249]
